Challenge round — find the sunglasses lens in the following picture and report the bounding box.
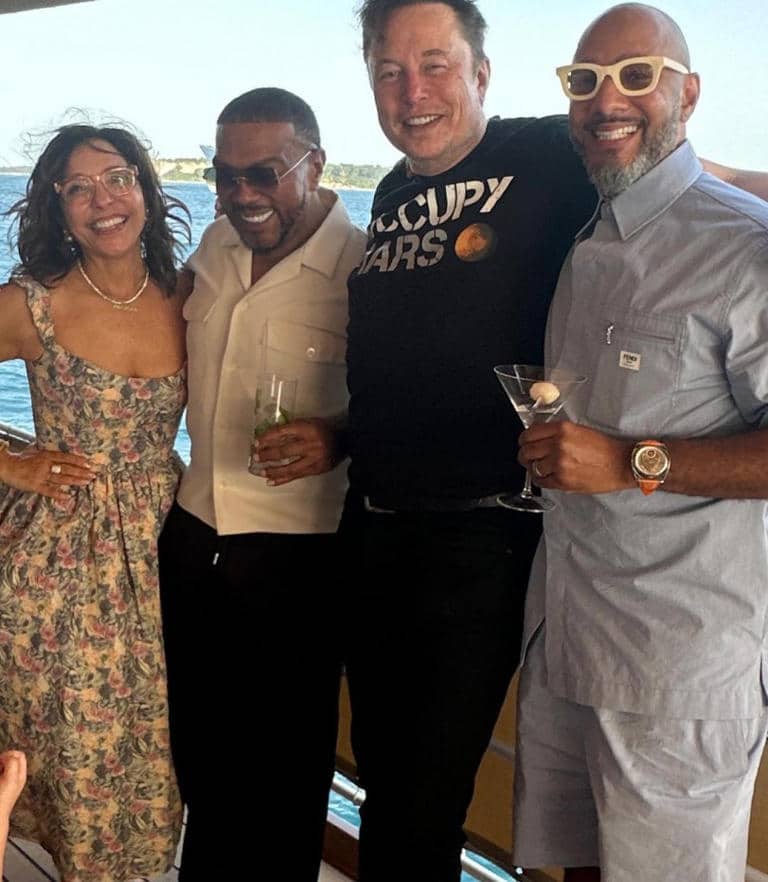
[569,68,598,97]
[214,166,280,190]
[619,61,655,92]
[242,166,281,188]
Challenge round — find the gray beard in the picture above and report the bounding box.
[573,108,681,200]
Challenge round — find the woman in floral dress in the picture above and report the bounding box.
[0,124,190,882]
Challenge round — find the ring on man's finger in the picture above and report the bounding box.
[532,460,543,479]
[50,463,62,475]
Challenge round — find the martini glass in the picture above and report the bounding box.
[494,364,587,513]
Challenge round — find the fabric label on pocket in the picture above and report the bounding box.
[619,350,642,371]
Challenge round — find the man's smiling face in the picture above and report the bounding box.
[568,6,698,198]
[214,121,319,253]
[367,2,489,177]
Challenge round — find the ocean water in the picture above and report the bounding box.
[0,176,373,461]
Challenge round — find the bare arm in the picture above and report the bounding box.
[518,421,768,499]
[0,282,41,362]
[0,282,95,497]
[701,159,768,202]
[0,750,26,876]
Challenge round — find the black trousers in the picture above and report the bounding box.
[158,503,342,882]
[340,497,540,882]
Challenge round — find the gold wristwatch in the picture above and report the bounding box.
[630,439,670,495]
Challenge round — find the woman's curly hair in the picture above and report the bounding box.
[7,124,191,294]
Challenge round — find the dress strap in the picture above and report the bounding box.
[14,276,56,348]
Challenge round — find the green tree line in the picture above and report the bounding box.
[1,159,391,190]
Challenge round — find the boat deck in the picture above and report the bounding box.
[3,837,351,882]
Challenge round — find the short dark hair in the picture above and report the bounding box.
[217,88,321,149]
[358,0,488,65]
[7,124,191,294]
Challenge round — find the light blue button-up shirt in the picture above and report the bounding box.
[529,140,768,719]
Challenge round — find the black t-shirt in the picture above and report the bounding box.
[346,115,597,500]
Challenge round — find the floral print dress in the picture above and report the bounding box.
[0,279,185,882]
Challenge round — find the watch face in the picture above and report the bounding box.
[634,446,669,477]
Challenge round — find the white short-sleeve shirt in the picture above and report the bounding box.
[177,192,366,535]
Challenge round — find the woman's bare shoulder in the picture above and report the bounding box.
[0,280,41,361]
[0,279,32,310]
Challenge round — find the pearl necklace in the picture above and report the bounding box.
[77,260,150,312]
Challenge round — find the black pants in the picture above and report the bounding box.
[340,497,540,882]
[158,503,342,882]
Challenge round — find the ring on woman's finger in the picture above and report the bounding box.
[50,463,62,475]
[532,460,543,479]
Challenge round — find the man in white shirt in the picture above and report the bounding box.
[158,88,366,882]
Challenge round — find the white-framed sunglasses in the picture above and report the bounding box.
[556,55,690,101]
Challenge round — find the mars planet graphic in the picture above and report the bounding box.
[454,223,497,262]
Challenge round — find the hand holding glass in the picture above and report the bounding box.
[248,374,298,476]
[494,364,586,513]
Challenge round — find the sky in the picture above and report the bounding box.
[0,0,765,171]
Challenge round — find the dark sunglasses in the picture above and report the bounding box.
[202,146,317,191]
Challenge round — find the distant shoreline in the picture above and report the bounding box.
[0,160,387,190]
[0,170,375,192]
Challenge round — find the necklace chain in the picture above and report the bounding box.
[77,260,150,312]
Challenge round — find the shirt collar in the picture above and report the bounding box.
[607,140,703,241]
[218,190,352,280]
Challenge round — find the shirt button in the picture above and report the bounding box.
[306,346,317,359]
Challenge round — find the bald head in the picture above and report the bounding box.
[567,2,699,199]
[575,4,690,67]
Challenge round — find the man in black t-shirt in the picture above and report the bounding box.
[342,2,597,880]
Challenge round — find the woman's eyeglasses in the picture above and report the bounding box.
[203,146,317,192]
[54,166,140,204]
[556,56,690,101]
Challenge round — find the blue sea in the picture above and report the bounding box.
[0,176,374,462]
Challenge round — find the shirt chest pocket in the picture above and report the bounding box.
[264,320,348,417]
[585,311,685,436]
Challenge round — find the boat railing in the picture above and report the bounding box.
[0,421,35,450]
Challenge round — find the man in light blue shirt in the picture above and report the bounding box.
[512,5,768,881]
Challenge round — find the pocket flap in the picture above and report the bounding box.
[265,320,346,365]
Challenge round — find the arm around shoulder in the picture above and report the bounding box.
[701,159,768,201]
